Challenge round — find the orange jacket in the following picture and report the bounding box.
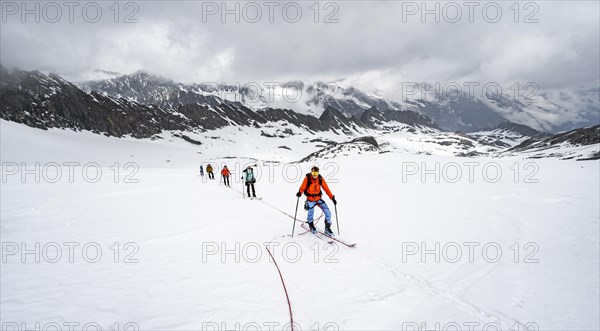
[298,174,333,202]
[221,168,230,176]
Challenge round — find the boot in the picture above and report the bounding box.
[308,221,317,234]
[324,222,334,237]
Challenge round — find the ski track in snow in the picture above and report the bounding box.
[355,252,522,329]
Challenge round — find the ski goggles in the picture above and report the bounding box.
[311,171,319,175]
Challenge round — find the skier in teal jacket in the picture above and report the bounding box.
[242,166,257,198]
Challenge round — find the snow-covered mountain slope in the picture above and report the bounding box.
[2,68,438,139]
[82,72,436,129]
[7,65,597,147]
[81,72,504,131]
[1,66,597,161]
[297,136,382,162]
[0,67,196,137]
[80,71,600,133]
[503,124,600,160]
[80,70,225,110]
[1,120,598,330]
[81,75,398,118]
[468,121,549,148]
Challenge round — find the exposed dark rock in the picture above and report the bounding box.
[173,133,202,145]
[81,71,223,110]
[350,136,379,148]
[456,151,485,157]
[260,131,277,138]
[493,121,546,136]
[0,68,189,138]
[257,108,325,131]
[297,136,379,162]
[309,138,337,146]
[319,106,364,134]
[577,151,600,161]
[510,124,600,152]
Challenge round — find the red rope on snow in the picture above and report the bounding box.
[264,244,294,331]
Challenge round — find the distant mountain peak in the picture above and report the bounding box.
[320,106,350,121]
[359,106,385,124]
[493,121,546,136]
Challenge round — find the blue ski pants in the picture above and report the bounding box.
[307,199,332,224]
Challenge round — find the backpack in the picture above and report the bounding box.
[244,169,256,183]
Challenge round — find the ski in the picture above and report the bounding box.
[322,232,356,248]
[302,223,356,247]
[301,223,334,244]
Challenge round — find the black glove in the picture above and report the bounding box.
[332,196,337,205]
[296,191,302,197]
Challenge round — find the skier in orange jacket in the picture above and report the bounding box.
[221,165,231,187]
[296,166,337,236]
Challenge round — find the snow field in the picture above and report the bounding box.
[1,120,599,330]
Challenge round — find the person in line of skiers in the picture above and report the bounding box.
[199,164,204,177]
[206,164,214,180]
[221,165,231,187]
[242,166,257,198]
[296,166,337,236]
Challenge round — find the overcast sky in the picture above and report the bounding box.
[1,0,599,95]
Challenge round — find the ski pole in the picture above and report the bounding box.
[291,196,300,237]
[241,177,245,198]
[334,204,340,235]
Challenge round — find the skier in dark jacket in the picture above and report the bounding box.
[199,165,204,177]
[206,164,215,180]
[242,166,257,198]
[296,166,337,236]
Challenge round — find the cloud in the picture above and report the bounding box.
[1,0,598,91]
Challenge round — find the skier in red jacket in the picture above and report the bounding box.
[221,165,231,187]
[296,166,337,236]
